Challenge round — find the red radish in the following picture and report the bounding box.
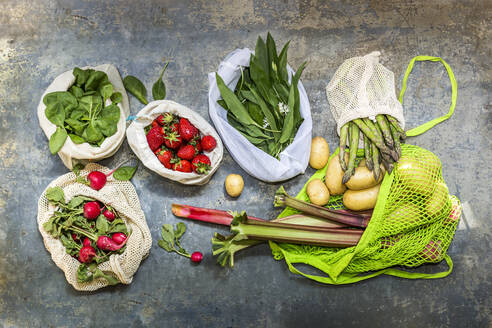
[87,171,107,190]
[83,237,91,247]
[201,135,217,152]
[83,201,101,220]
[112,232,127,244]
[71,233,79,242]
[191,252,203,263]
[97,235,127,251]
[419,240,442,261]
[78,246,96,263]
[103,209,115,221]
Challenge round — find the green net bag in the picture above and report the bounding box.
[270,56,461,284]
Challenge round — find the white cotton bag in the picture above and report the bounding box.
[208,48,312,183]
[37,163,152,291]
[126,100,223,185]
[37,64,130,169]
[326,51,405,135]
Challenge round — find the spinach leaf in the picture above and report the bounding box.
[113,164,138,181]
[43,91,77,108]
[123,76,148,105]
[84,122,103,143]
[69,85,84,98]
[99,83,113,102]
[45,103,66,127]
[49,127,68,154]
[110,92,122,104]
[152,61,169,100]
[85,71,107,91]
[73,67,90,86]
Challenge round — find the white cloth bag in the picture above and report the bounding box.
[126,100,223,185]
[326,51,405,135]
[37,163,152,291]
[208,48,312,183]
[37,64,130,169]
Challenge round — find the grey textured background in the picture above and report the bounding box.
[0,1,491,327]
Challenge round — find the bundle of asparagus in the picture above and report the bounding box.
[339,114,405,183]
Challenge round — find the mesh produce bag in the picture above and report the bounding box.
[270,56,460,284]
[326,51,405,134]
[37,163,152,291]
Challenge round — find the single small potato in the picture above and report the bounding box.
[343,183,381,211]
[309,137,330,169]
[345,160,384,190]
[325,153,348,195]
[225,174,244,197]
[306,179,330,206]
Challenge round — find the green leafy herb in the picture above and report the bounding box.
[216,33,307,159]
[46,186,65,203]
[152,61,169,100]
[123,76,148,105]
[113,162,138,181]
[43,68,121,154]
[158,222,191,258]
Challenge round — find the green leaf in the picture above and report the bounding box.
[76,176,90,185]
[43,91,77,108]
[113,165,137,181]
[46,186,65,203]
[72,162,85,175]
[248,88,278,131]
[69,133,86,144]
[247,102,264,126]
[158,239,172,252]
[73,67,90,86]
[85,71,108,91]
[161,224,175,246]
[99,83,113,102]
[93,268,119,285]
[123,76,148,105]
[217,99,228,110]
[266,32,278,73]
[277,41,290,83]
[65,118,86,133]
[77,264,93,283]
[96,215,110,235]
[45,103,66,127]
[152,61,169,100]
[110,92,123,104]
[254,36,269,79]
[279,82,295,144]
[174,222,186,239]
[215,73,256,126]
[100,104,120,123]
[69,85,84,98]
[49,127,68,154]
[84,122,103,143]
[67,196,85,208]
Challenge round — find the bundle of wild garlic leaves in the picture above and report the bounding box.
[216,33,306,159]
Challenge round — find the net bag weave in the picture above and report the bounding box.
[270,56,460,284]
[326,51,405,134]
[37,163,152,291]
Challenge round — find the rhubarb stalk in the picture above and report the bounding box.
[274,186,371,228]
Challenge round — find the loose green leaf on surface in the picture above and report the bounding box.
[123,75,148,105]
[152,61,169,100]
[113,162,138,181]
[158,222,191,258]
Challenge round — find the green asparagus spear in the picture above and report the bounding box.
[352,118,398,161]
[342,122,360,183]
[386,115,406,139]
[390,123,402,158]
[339,123,349,171]
[363,134,373,171]
[371,142,381,181]
[376,115,394,149]
[380,152,394,175]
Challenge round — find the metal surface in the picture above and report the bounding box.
[0,1,490,327]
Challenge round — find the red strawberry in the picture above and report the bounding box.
[157,113,174,125]
[177,144,196,160]
[154,148,162,156]
[179,118,199,141]
[147,126,165,151]
[152,120,160,128]
[172,159,192,172]
[191,154,211,174]
[164,132,182,149]
[157,149,173,169]
[201,135,217,152]
[188,137,202,155]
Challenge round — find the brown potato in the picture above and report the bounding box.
[343,184,381,211]
[309,137,330,169]
[325,153,347,195]
[306,179,330,206]
[225,174,244,197]
[345,160,384,190]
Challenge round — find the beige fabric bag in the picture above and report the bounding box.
[37,64,130,169]
[37,163,151,291]
[126,100,223,185]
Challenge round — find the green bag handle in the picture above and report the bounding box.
[399,55,458,137]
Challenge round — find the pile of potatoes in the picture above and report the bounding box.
[307,152,384,211]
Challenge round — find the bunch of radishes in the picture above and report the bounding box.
[146,112,217,173]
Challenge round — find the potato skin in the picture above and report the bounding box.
[345,161,384,190]
[343,184,381,211]
[225,174,244,197]
[307,179,330,206]
[325,153,347,195]
[309,137,330,169]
